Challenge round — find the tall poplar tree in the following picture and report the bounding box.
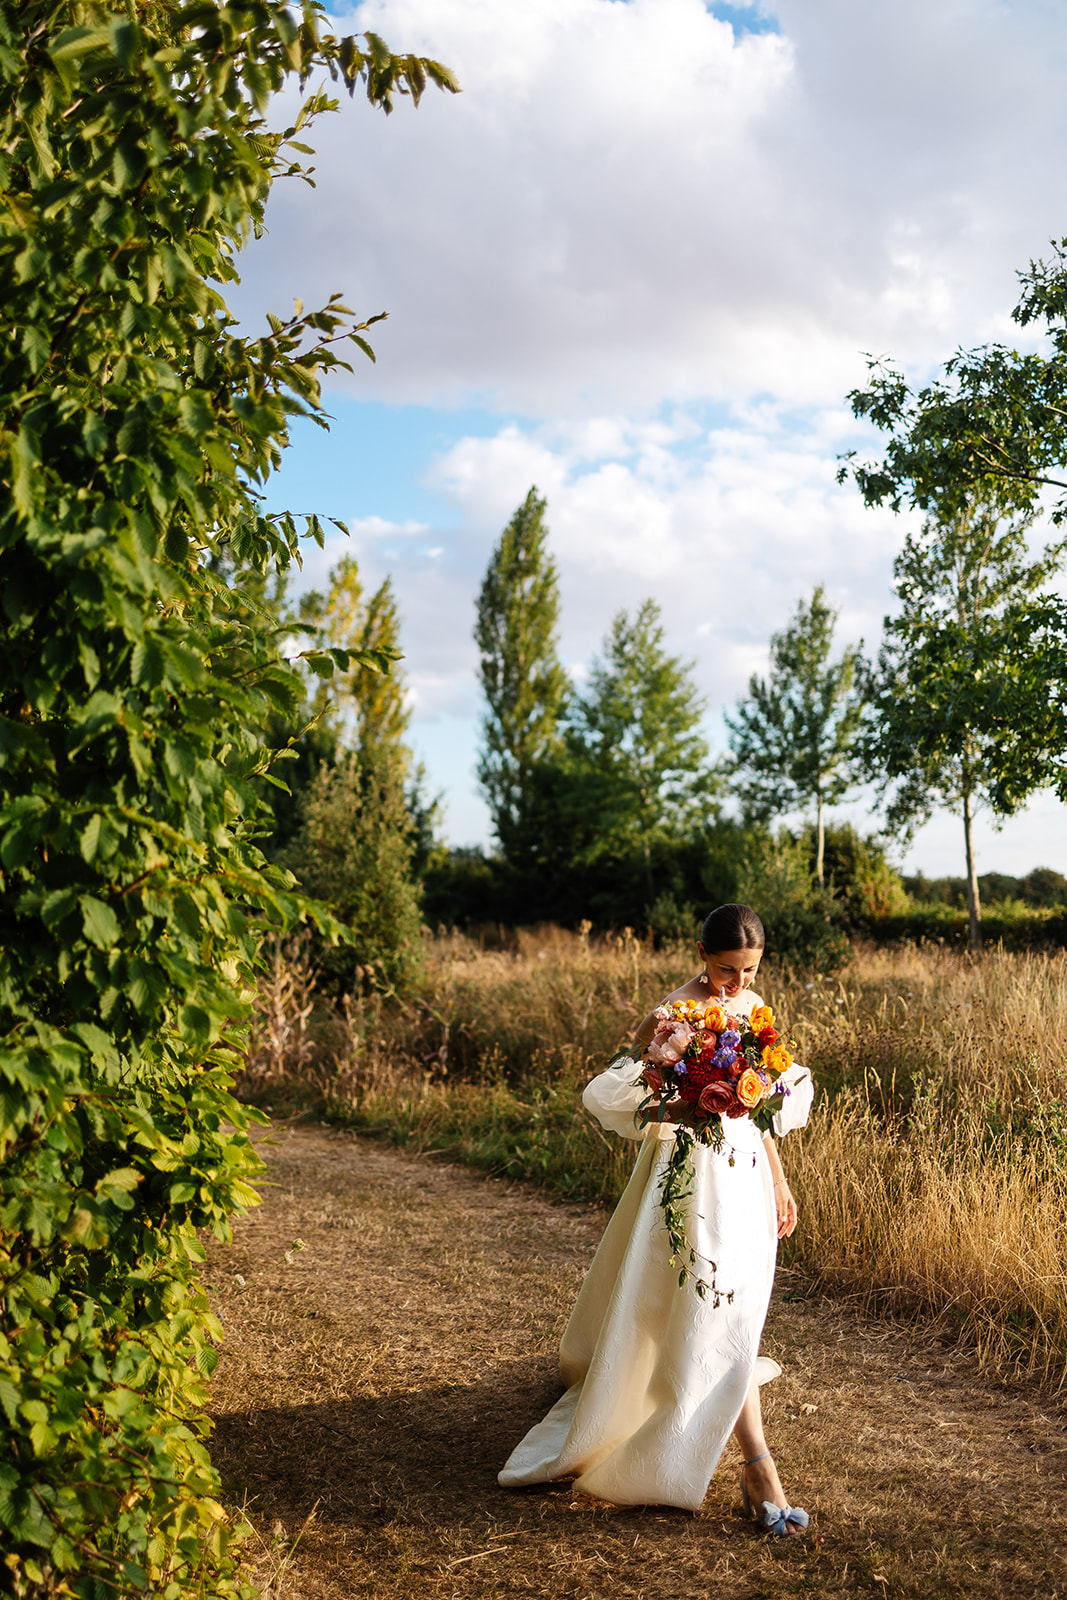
[299,556,407,751]
[474,487,568,863]
[284,558,424,985]
[725,586,865,887]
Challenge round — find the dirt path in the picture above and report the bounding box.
[206,1121,1067,1599]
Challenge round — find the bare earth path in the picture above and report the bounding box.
[206,1122,1067,1599]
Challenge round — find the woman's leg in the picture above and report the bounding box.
[732,1375,792,1514]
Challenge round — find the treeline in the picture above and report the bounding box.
[259,491,878,973]
[903,868,1067,910]
[266,483,1067,974]
[262,480,1067,966]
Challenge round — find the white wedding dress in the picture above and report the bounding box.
[498,1010,812,1511]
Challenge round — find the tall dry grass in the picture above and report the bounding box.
[239,928,1067,1381]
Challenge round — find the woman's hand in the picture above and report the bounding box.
[763,1133,798,1237]
[773,1179,798,1238]
[644,1095,694,1127]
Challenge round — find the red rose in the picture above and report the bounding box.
[698,1080,737,1115]
[759,1027,778,1048]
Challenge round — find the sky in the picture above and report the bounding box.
[231,0,1067,879]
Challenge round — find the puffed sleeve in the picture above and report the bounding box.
[770,1062,814,1137]
[582,1057,648,1141]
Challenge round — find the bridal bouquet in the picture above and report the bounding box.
[639,996,794,1136]
[621,996,798,1302]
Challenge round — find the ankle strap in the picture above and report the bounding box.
[742,1452,771,1466]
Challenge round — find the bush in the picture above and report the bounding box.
[735,830,850,971]
[282,747,424,991]
[0,5,450,1592]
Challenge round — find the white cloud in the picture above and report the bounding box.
[232,0,1067,413]
[397,406,899,724]
[348,515,430,538]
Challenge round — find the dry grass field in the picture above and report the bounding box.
[238,931,1067,1385]
[205,1121,1067,1600]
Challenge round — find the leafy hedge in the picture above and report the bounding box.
[0,4,453,1594]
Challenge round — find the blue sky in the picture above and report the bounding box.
[238,0,1067,878]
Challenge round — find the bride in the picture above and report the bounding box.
[498,903,814,1535]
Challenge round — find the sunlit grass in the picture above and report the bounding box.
[239,929,1067,1381]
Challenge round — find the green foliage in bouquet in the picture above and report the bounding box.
[0,3,455,1594]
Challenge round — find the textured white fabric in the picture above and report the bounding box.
[499,1042,811,1510]
[580,1057,647,1139]
[772,1062,814,1137]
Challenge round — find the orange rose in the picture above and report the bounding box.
[704,1003,727,1032]
[749,1004,774,1034]
[735,1067,764,1108]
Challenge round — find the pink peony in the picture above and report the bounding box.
[649,1021,694,1064]
[666,1025,694,1057]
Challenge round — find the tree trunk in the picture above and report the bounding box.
[962,783,982,950]
[815,791,825,889]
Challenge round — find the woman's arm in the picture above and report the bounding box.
[763,1133,798,1238]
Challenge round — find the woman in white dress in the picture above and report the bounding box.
[498,904,813,1535]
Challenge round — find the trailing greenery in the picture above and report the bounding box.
[0,3,454,1594]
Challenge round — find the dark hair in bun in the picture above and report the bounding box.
[699,903,765,953]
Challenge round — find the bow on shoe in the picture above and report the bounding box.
[760,1501,810,1537]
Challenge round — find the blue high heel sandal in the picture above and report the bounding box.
[740,1452,810,1538]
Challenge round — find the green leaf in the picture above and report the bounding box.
[79,813,103,864]
[195,1344,218,1377]
[79,895,120,949]
[11,425,40,517]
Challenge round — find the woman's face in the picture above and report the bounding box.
[698,945,763,999]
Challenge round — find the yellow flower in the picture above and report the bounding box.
[762,1044,793,1076]
[749,1004,775,1034]
[736,1067,764,1108]
[704,1002,727,1032]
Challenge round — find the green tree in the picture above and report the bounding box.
[864,501,1066,948]
[298,555,407,752]
[475,487,569,866]
[567,600,723,900]
[839,240,1067,524]
[0,2,454,1591]
[724,586,865,887]
[282,744,423,988]
[283,556,431,984]
[257,549,425,878]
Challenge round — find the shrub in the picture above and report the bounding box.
[0,4,453,1592]
[282,746,424,991]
